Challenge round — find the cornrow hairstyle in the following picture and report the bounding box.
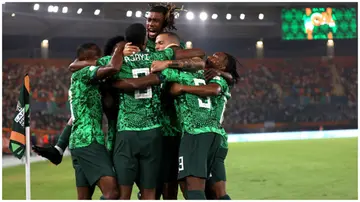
[149,3,182,31]
[103,36,125,56]
[224,53,241,86]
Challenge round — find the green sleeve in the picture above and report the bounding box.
[73,65,101,83]
[97,56,112,66]
[152,48,175,61]
[209,76,229,94]
[180,41,186,49]
[161,68,182,82]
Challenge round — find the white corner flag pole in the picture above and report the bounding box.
[25,126,31,200]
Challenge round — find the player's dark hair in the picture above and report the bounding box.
[149,4,178,31]
[103,35,125,56]
[159,32,180,43]
[125,23,147,47]
[76,43,101,57]
[224,53,241,85]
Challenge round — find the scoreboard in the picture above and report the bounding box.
[281,7,357,40]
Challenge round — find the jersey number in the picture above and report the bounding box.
[68,89,75,121]
[132,68,152,99]
[220,97,228,124]
[193,78,211,109]
[179,156,184,172]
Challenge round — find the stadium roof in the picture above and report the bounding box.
[2,2,356,39]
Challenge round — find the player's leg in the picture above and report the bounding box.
[162,135,181,199]
[138,128,163,200]
[72,141,119,199]
[32,118,72,165]
[113,131,139,199]
[207,147,230,200]
[72,154,96,199]
[178,133,220,200]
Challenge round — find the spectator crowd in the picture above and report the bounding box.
[2,56,358,142]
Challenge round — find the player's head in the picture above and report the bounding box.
[147,4,177,40]
[125,23,147,51]
[76,43,101,61]
[155,32,180,51]
[104,35,125,56]
[207,52,240,84]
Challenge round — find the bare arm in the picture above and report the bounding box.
[112,74,161,91]
[95,42,125,79]
[173,48,205,60]
[68,59,97,72]
[151,57,205,73]
[171,83,221,97]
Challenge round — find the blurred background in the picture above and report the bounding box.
[2,2,357,152]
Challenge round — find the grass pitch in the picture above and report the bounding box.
[3,138,358,200]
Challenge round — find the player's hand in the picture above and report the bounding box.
[123,42,140,56]
[151,60,171,73]
[204,68,221,81]
[170,83,183,96]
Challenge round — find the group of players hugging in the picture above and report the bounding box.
[33,3,240,200]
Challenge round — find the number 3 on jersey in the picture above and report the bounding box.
[132,68,152,99]
[193,78,211,109]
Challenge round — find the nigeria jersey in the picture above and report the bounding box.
[113,48,175,131]
[208,76,232,149]
[68,65,103,149]
[161,69,225,136]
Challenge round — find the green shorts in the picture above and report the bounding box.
[178,132,221,180]
[160,135,181,183]
[71,141,115,187]
[207,147,228,185]
[113,127,163,189]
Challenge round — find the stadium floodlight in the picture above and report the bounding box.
[240,13,245,20]
[33,3,39,11]
[135,11,142,18]
[77,8,82,14]
[11,13,15,17]
[126,10,132,17]
[186,11,194,20]
[327,39,334,46]
[47,5,53,12]
[186,41,193,49]
[226,13,231,20]
[174,12,180,19]
[256,40,263,48]
[199,12,208,21]
[145,11,150,18]
[62,7,68,13]
[211,13,218,19]
[258,13,264,20]
[94,9,100,15]
[53,6,59,13]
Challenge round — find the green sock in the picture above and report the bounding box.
[186,190,206,200]
[220,194,231,200]
[55,124,71,153]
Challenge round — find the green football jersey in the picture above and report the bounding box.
[68,65,104,149]
[208,76,232,149]
[161,69,225,136]
[113,48,175,131]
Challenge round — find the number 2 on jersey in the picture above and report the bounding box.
[193,78,211,109]
[132,68,153,99]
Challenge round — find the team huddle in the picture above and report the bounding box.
[32,4,240,200]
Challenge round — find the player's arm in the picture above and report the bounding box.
[204,69,233,85]
[94,42,126,80]
[112,74,161,91]
[171,83,221,97]
[173,48,205,60]
[151,57,205,73]
[68,59,97,72]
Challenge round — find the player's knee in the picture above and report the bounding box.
[103,189,119,200]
